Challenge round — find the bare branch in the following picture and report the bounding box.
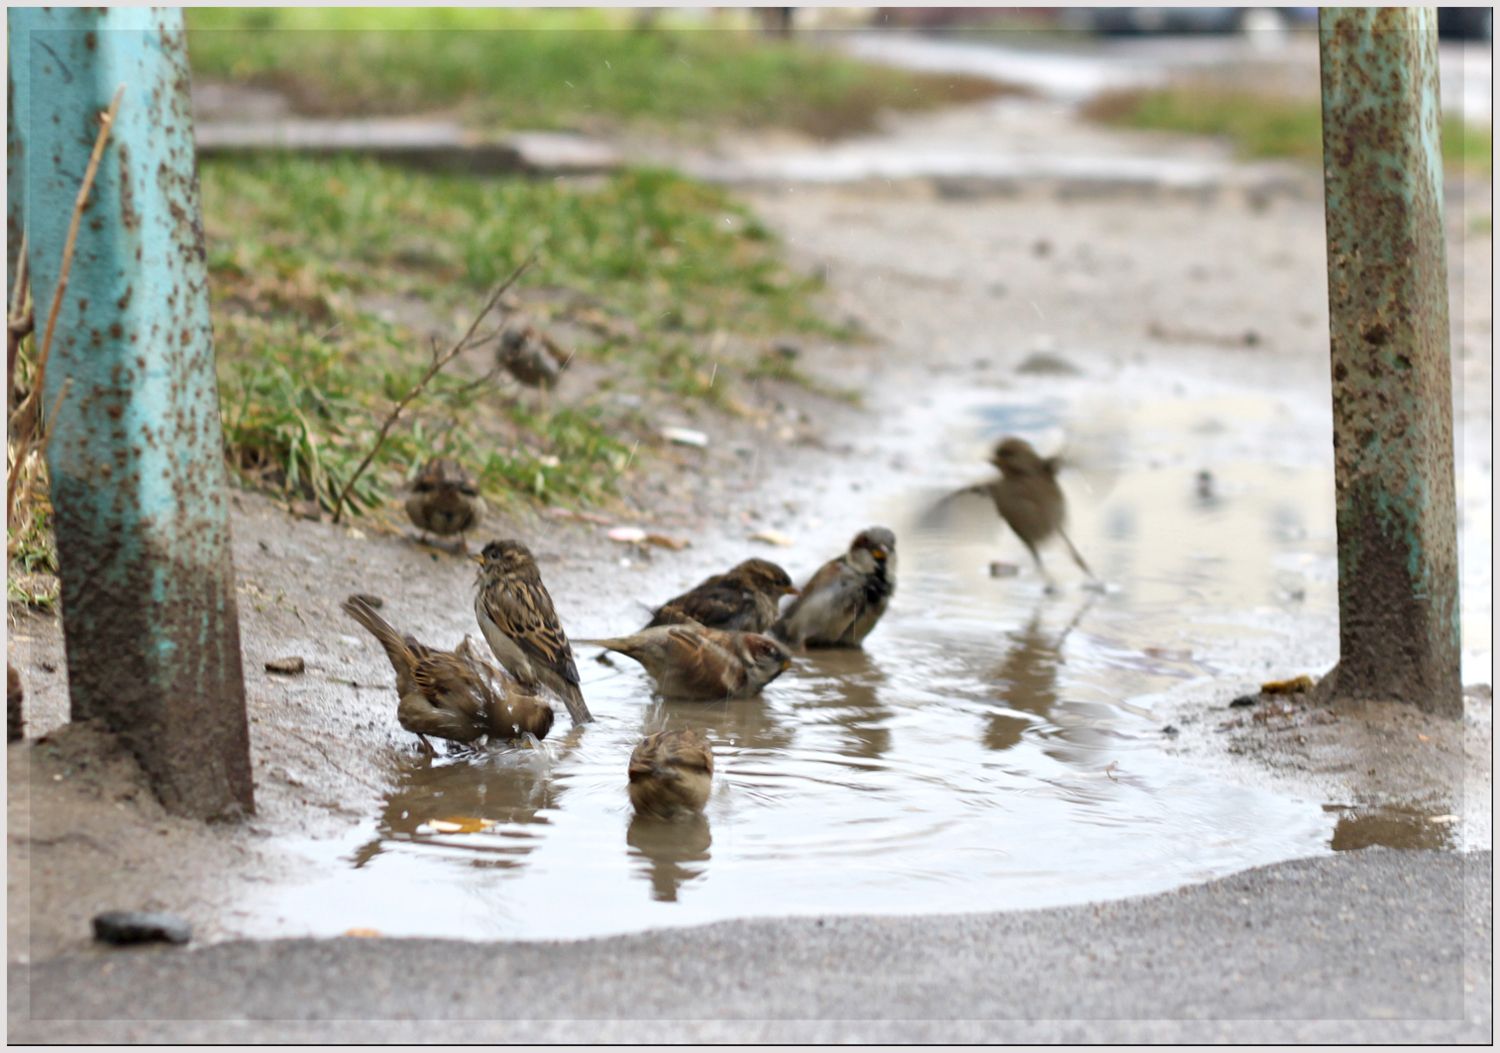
[330,253,534,523]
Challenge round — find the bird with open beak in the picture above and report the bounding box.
[772,527,896,649]
[472,539,592,725]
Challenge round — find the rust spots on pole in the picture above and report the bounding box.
[20,8,254,819]
[1317,8,1460,717]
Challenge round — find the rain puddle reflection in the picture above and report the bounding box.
[233,382,1478,943]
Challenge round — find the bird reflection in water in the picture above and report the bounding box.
[789,648,892,766]
[349,738,571,870]
[983,596,1096,756]
[626,812,713,903]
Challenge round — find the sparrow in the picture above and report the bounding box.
[405,457,485,549]
[473,539,592,724]
[498,322,571,389]
[341,595,554,752]
[772,527,896,649]
[8,663,22,742]
[580,622,792,701]
[628,728,714,819]
[646,558,798,633]
[970,437,1093,584]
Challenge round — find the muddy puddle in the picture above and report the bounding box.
[230,367,1483,942]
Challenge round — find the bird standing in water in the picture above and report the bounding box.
[582,622,792,701]
[628,729,714,819]
[472,539,592,725]
[772,527,896,649]
[341,595,554,752]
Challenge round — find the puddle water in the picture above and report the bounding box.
[234,376,1484,942]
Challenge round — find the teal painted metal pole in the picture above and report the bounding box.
[15,8,254,818]
[6,10,30,295]
[1317,8,1460,717]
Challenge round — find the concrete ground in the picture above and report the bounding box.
[10,848,1490,1043]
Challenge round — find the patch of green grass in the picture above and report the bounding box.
[1083,86,1492,178]
[185,8,1010,138]
[201,156,838,516]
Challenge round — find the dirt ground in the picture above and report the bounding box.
[7,96,1491,964]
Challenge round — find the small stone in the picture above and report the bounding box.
[989,561,1020,578]
[93,910,192,946]
[1161,725,1179,736]
[1015,351,1082,376]
[1229,694,1259,708]
[265,656,306,675]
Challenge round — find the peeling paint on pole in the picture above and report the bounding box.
[15,8,255,818]
[1318,8,1460,717]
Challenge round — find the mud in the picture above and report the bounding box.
[7,93,1490,962]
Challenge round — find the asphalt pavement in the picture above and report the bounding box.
[10,848,1490,1043]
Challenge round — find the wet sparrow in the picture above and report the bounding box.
[628,728,714,819]
[581,622,792,701]
[498,322,571,390]
[772,527,896,649]
[646,558,798,633]
[972,437,1093,584]
[473,539,592,724]
[405,457,485,549]
[341,595,554,752]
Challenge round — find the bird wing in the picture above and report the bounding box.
[649,581,756,630]
[658,728,714,776]
[484,579,582,687]
[915,483,1002,533]
[659,626,743,699]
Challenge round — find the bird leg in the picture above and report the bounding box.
[416,733,436,757]
[1057,527,1096,581]
[1021,540,1059,593]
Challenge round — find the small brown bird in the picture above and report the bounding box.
[498,322,571,389]
[8,664,22,742]
[581,622,793,701]
[646,558,798,633]
[341,596,554,752]
[473,539,592,725]
[628,729,714,819]
[772,527,896,649]
[972,437,1093,585]
[405,457,485,549]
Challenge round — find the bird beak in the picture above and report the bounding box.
[872,547,888,561]
[783,584,801,596]
[780,658,793,671]
[468,552,485,565]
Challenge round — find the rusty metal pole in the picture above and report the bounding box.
[1317,8,1460,717]
[16,8,255,818]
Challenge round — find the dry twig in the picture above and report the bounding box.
[330,254,534,524]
